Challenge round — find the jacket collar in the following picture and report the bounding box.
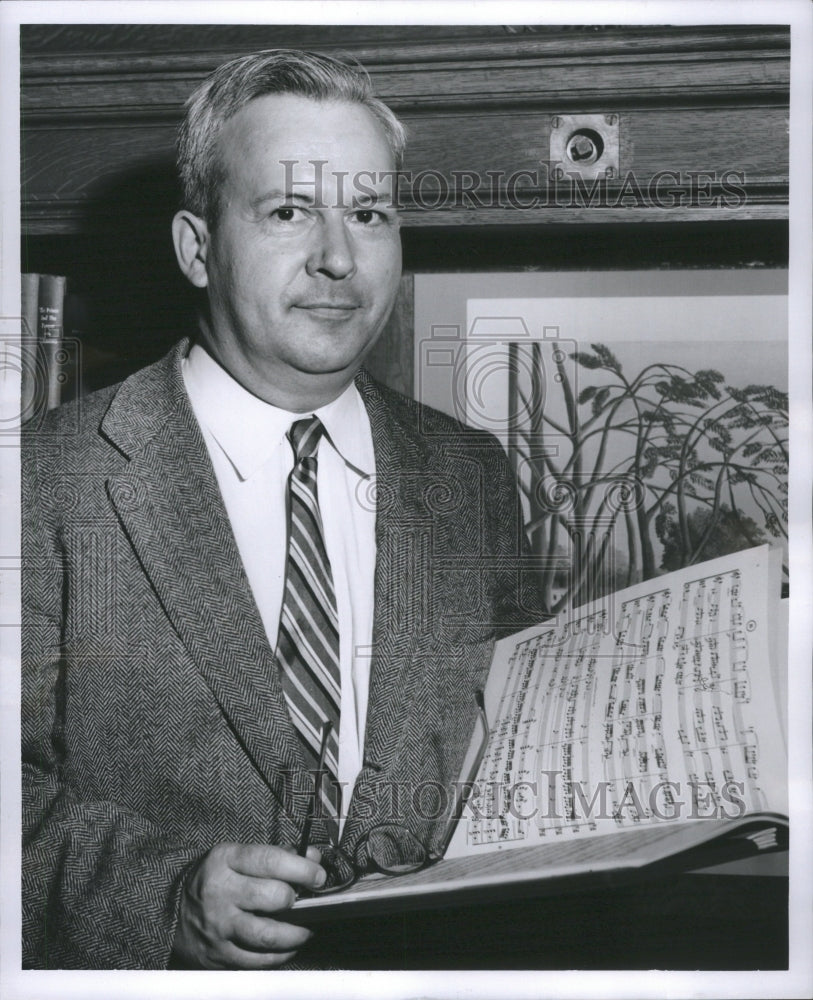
[181,343,375,482]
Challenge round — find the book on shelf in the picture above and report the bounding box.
[293,544,788,920]
[20,272,39,421]
[21,272,77,416]
[37,273,67,412]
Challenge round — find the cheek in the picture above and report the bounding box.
[369,238,402,293]
[384,232,403,268]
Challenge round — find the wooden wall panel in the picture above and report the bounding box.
[21,24,790,234]
[22,126,176,202]
[400,107,787,179]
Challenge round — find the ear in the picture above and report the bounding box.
[172,210,210,288]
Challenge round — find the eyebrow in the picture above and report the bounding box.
[249,190,317,211]
[249,184,397,214]
[350,190,394,207]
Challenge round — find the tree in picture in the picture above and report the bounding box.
[508,341,788,613]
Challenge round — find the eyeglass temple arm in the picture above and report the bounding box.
[297,720,333,857]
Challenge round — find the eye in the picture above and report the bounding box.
[350,208,390,227]
[270,205,306,223]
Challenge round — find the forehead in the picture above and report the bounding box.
[216,93,396,195]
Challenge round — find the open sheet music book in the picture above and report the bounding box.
[294,545,788,919]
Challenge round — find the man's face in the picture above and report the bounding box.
[195,93,402,407]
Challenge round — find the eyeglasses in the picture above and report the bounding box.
[298,689,490,895]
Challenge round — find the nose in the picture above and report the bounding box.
[306,215,356,280]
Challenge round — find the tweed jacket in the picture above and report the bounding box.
[22,339,537,969]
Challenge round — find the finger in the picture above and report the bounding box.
[233,873,299,914]
[271,843,323,867]
[228,843,326,888]
[230,911,313,953]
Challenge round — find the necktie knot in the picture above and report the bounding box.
[288,416,324,462]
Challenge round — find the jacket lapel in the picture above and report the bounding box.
[340,372,447,841]
[102,342,307,815]
[357,372,431,765]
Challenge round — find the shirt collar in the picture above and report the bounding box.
[181,343,375,481]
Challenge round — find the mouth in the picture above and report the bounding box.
[294,303,360,316]
[293,303,361,323]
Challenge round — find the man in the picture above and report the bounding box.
[22,50,535,969]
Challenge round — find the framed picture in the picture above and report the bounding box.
[415,269,788,610]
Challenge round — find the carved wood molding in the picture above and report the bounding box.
[21,24,790,67]
[22,26,789,119]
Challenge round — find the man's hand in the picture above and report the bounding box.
[172,843,326,969]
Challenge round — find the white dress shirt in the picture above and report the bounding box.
[182,344,377,817]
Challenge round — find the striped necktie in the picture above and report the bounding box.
[276,416,342,825]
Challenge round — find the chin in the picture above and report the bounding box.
[290,356,361,380]
[296,345,375,377]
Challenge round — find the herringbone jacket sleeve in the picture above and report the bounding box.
[22,431,201,970]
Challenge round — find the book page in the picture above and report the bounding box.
[446,546,786,859]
